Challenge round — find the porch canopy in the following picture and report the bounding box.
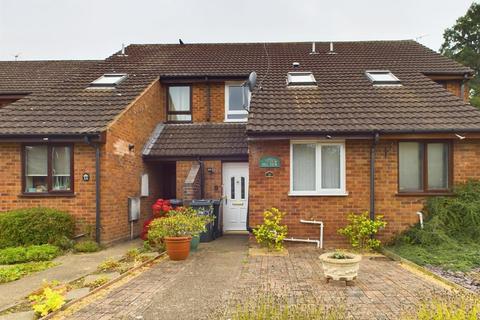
[143,122,248,160]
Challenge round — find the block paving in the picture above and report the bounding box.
[61,236,444,320]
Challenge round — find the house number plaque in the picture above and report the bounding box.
[259,156,280,168]
[82,173,90,182]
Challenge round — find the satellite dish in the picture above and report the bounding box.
[247,71,257,91]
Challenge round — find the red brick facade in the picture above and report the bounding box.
[0,143,97,229]
[0,80,164,244]
[249,139,480,247]
[176,160,223,200]
[0,72,475,246]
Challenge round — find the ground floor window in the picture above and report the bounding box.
[398,141,451,193]
[23,144,73,194]
[290,141,346,196]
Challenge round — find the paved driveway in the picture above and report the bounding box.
[60,235,444,320]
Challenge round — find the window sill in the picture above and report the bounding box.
[396,192,454,197]
[19,193,76,198]
[288,192,349,197]
[224,119,247,123]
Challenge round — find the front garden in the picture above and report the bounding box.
[387,180,480,292]
[0,208,74,284]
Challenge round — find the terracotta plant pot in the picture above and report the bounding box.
[319,252,362,282]
[164,236,192,261]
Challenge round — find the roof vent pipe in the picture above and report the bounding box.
[118,43,128,57]
[310,42,318,54]
[292,62,300,68]
[327,42,336,55]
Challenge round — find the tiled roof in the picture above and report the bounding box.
[0,60,98,94]
[0,40,479,136]
[0,59,158,135]
[143,123,247,158]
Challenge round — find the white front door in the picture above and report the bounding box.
[222,162,249,231]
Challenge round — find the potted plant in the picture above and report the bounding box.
[168,207,214,252]
[319,251,362,282]
[147,213,194,260]
[147,207,213,260]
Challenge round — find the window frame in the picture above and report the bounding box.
[397,140,453,195]
[289,140,347,196]
[166,84,192,123]
[287,72,317,86]
[224,81,249,122]
[89,73,127,89]
[365,70,401,86]
[22,143,74,195]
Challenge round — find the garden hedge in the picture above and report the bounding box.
[0,208,75,248]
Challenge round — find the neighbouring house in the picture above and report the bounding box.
[0,40,479,246]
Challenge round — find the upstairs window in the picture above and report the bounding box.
[287,72,316,86]
[398,141,451,193]
[225,81,249,122]
[24,145,73,194]
[365,70,401,85]
[167,85,192,122]
[89,74,127,88]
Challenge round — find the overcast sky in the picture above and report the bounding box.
[0,0,475,61]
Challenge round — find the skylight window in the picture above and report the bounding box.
[287,72,317,86]
[89,73,127,88]
[365,70,401,85]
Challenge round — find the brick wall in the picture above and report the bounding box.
[101,80,164,243]
[176,160,223,200]
[160,81,227,122]
[249,139,480,248]
[0,143,97,232]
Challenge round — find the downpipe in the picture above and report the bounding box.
[85,136,101,243]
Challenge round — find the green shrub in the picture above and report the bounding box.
[0,208,74,248]
[0,261,58,283]
[0,244,60,264]
[337,212,386,251]
[391,180,480,271]
[53,236,75,250]
[147,208,213,248]
[74,240,100,253]
[253,208,288,251]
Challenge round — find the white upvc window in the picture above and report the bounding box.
[225,81,249,122]
[289,141,347,196]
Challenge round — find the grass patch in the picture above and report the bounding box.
[220,293,345,320]
[389,241,480,271]
[0,261,58,283]
[389,180,480,271]
[74,240,101,253]
[401,292,480,319]
[0,244,61,265]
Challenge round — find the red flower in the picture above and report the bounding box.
[152,199,173,218]
[141,218,153,240]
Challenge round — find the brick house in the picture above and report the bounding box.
[1,41,479,246]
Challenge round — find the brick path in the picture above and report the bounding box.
[61,236,444,320]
